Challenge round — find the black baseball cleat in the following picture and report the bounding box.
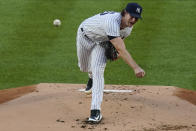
[88,110,102,124]
[85,78,92,94]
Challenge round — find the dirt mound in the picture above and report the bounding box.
[0,85,36,104]
[0,83,196,131]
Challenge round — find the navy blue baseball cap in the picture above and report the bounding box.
[125,3,143,19]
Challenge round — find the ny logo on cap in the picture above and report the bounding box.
[136,8,141,13]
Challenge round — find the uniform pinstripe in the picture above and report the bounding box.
[77,12,132,110]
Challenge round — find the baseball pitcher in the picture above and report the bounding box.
[76,3,145,123]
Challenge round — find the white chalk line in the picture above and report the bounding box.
[78,89,134,93]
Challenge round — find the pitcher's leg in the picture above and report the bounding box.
[76,30,93,73]
[77,43,92,72]
[90,45,107,110]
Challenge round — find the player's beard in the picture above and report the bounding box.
[120,20,129,29]
[129,22,134,27]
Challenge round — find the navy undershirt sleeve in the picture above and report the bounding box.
[108,35,117,40]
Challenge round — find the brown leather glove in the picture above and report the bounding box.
[100,41,118,61]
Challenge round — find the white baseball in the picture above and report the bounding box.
[53,19,61,26]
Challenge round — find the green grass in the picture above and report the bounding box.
[0,0,195,90]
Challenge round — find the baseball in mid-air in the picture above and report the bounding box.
[53,19,61,27]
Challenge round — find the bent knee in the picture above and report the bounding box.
[78,64,90,72]
[79,67,89,72]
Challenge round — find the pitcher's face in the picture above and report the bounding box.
[122,12,139,28]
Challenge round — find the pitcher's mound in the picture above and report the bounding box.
[0,83,196,131]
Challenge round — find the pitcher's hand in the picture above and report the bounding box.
[134,67,145,78]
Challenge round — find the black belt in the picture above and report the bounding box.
[81,28,90,39]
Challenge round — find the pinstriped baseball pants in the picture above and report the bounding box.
[76,25,107,110]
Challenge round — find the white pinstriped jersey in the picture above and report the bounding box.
[81,11,133,43]
[77,11,134,110]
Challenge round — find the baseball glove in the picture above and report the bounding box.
[100,41,119,61]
